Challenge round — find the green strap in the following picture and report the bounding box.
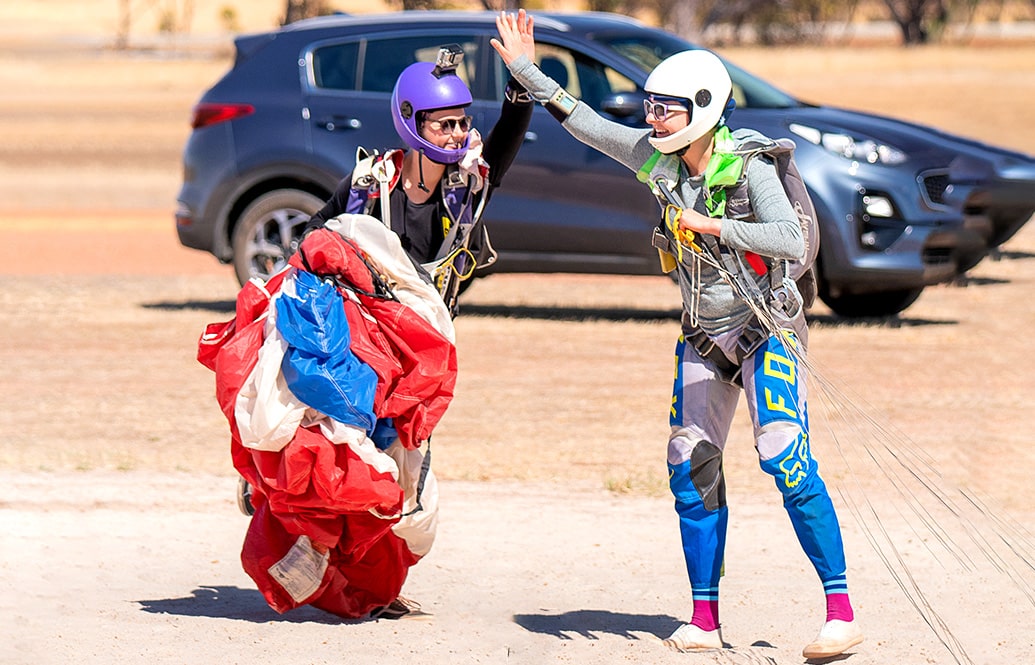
[702,126,744,218]
[636,150,663,185]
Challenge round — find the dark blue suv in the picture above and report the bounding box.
[176,10,1035,317]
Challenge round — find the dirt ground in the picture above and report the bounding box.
[2,11,1035,665]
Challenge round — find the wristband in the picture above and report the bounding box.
[504,83,533,105]
[546,88,578,117]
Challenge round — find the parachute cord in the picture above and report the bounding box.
[685,252,702,328]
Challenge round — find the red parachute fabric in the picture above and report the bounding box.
[198,229,455,618]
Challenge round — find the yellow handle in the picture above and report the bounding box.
[664,204,702,257]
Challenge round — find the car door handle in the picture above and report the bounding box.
[317,116,361,132]
[524,131,538,143]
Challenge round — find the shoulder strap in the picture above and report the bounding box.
[349,148,405,227]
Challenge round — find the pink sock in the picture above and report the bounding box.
[690,599,719,632]
[826,593,854,622]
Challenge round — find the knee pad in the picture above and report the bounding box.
[756,420,805,462]
[669,436,726,512]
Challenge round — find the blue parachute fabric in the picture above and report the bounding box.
[276,270,378,433]
[371,419,398,451]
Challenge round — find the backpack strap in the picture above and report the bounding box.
[347,148,405,225]
[722,137,819,313]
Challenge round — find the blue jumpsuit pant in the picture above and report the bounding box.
[667,329,848,602]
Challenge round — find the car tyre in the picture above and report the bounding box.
[819,286,923,319]
[231,189,325,286]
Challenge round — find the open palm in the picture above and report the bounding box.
[490,9,535,66]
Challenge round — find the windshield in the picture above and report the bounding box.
[597,34,802,110]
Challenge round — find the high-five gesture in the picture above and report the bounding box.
[490,9,535,66]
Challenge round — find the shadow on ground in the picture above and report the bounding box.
[513,610,804,663]
[460,303,682,322]
[143,299,235,313]
[512,608,682,641]
[806,312,957,328]
[137,585,347,624]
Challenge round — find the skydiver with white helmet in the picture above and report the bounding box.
[493,11,862,658]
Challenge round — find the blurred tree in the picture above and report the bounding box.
[645,0,858,45]
[115,0,198,47]
[283,0,330,24]
[277,0,1023,44]
[882,0,946,43]
[387,0,439,8]
[381,0,522,7]
[585,0,645,12]
[661,0,706,39]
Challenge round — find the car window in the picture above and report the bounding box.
[493,44,635,112]
[312,42,360,90]
[361,35,480,95]
[599,35,799,110]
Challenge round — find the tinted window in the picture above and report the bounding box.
[492,44,635,112]
[312,42,360,90]
[599,36,799,110]
[361,35,480,95]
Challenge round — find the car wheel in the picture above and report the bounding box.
[231,189,325,286]
[819,286,923,318]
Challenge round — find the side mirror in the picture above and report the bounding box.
[600,92,646,121]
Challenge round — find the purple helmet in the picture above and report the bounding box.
[391,60,473,164]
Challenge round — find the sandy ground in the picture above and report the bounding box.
[3,11,1035,665]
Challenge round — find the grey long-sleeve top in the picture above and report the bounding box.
[507,54,805,337]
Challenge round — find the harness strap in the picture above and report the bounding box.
[684,317,768,386]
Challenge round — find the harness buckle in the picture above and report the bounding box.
[769,278,804,322]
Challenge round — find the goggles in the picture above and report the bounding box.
[643,98,689,121]
[423,114,473,134]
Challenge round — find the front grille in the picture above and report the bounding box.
[922,246,954,265]
[919,170,950,207]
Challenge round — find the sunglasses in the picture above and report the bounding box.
[423,115,473,134]
[643,99,689,121]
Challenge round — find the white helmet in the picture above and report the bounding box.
[644,50,733,154]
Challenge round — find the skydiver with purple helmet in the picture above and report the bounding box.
[237,19,537,619]
[305,18,536,314]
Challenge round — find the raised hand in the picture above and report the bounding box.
[490,9,535,66]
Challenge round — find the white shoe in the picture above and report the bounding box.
[663,623,723,651]
[802,619,863,659]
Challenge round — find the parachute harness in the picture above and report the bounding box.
[356,145,489,315]
[649,126,805,329]
[646,126,752,327]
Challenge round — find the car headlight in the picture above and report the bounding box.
[789,123,907,165]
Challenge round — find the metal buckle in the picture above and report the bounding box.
[769,280,803,321]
